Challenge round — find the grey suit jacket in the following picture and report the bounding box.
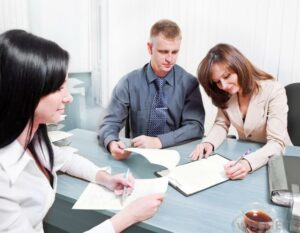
[203,80,291,171]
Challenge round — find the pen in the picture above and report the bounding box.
[121,168,130,206]
[231,149,252,167]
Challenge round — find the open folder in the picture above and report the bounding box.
[155,154,229,196]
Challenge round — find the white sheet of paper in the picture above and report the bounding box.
[157,154,229,195]
[125,148,180,169]
[60,146,78,154]
[48,130,73,142]
[73,177,168,210]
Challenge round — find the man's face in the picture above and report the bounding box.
[147,34,181,77]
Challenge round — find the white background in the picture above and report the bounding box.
[1,0,299,132]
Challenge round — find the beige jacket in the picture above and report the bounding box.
[203,80,291,171]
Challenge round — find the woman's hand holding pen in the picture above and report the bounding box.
[189,142,214,160]
[95,171,134,195]
[224,159,251,180]
[111,193,165,233]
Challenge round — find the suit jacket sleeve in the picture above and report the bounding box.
[244,82,289,171]
[98,77,130,149]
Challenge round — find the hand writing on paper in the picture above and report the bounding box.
[189,142,214,160]
[96,170,134,195]
[108,140,131,160]
[131,135,162,149]
[224,159,251,180]
[110,193,165,232]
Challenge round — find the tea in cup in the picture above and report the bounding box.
[242,203,275,233]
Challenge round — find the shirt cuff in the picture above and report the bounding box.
[158,132,175,148]
[104,135,120,150]
[84,219,115,233]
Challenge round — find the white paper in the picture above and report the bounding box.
[125,148,180,169]
[157,154,229,195]
[47,123,65,131]
[48,130,73,142]
[59,115,67,121]
[60,146,79,154]
[73,177,168,210]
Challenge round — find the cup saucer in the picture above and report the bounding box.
[232,215,284,233]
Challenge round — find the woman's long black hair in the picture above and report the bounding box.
[0,29,69,171]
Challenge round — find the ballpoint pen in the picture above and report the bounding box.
[121,168,130,206]
[231,149,252,167]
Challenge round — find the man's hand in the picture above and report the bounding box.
[131,135,162,149]
[108,141,131,160]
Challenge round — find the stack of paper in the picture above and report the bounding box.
[47,114,73,147]
[48,130,73,142]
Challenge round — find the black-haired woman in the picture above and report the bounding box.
[0,30,163,233]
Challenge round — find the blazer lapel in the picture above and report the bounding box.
[226,94,244,133]
[243,87,266,136]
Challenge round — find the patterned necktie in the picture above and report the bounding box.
[148,78,167,136]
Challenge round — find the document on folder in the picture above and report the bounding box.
[155,154,229,196]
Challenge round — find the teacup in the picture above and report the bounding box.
[242,202,275,233]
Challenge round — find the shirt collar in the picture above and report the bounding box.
[145,63,175,87]
[0,140,33,185]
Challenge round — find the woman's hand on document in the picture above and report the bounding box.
[189,142,214,160]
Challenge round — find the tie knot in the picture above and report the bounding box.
[154,78,165,91]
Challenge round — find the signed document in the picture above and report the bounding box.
[73,177,168,210]
[156,154,229,196]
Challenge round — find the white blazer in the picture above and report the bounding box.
[203,80,291,171]
[0,138,113,233]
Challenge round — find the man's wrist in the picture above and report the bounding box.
[155,137,162,149]
[107,140,118,153]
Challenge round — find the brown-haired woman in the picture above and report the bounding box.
[190,43,291,179]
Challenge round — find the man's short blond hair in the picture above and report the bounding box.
[150,19,182,40]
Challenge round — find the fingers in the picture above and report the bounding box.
[117,141,127,149]
[224,160,249,180]
[146,193,165,210]
[203,148,213,158]
[124,174,134,194]
[150,192,165,201]
[113,174,134,196]
[110,142,131,160]
[131,136,143,148]
[189,145,203,160]
[131,135,161,149]
[189,143,213,160]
